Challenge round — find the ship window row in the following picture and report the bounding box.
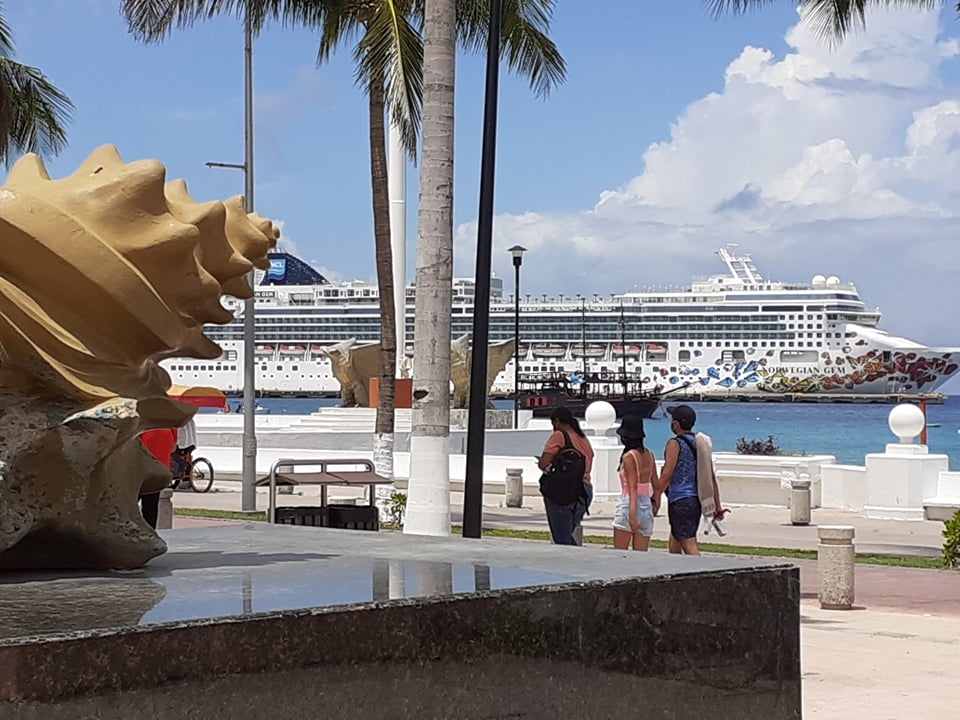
[725,293,861,302]
[168,365,239,371]
[677,341,820,349]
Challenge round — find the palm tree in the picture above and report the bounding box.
[122,0,417,483]
[706,0,943,40]
[401,0,455,536]
[122,0,565,516]
[291,0,422,484]
[403,0,565,536]
[0,9,73,166]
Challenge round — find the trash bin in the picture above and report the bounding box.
[275,507,330,526]
[327,504,379,531]
[274,505,379,531]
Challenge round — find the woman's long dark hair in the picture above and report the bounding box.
[618,435,646,470]
[550,406,585,437]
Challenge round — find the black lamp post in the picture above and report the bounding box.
[509,245,526,429]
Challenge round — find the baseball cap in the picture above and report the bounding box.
[667,404,696,430]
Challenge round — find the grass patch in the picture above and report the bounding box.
[172,510,944,570]
[174,507,266,522]
[451,526,945,570]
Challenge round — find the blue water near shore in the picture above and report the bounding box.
[229,396,960,470]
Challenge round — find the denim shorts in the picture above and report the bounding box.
[612,494,654,537]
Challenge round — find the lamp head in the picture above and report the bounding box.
[508,245,527,266]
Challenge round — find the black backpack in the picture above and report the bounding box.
[539,431,586,506]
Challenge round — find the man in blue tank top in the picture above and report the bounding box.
[654,405,717,555]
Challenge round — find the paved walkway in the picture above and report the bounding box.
[170,482,960,719]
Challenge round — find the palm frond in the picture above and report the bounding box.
[456,0,566,99]
[310,0,362,61]
[803,0,940,42]
[355,0,423,159]
[0,58,74,166]
[0,6,16,59]
[120,0,336,41]
[706,0,943,43]
[122,0,239,42]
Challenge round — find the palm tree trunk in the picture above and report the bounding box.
[404,0,456,536]
[369,76,396,482]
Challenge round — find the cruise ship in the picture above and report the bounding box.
[161,246,959,398]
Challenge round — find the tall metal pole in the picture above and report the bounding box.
[508,246,525,429]
[581,299,587,379]
[513,262,520,429]
[241,11,257,513]
[463,0,503,540]
[620,302,628,397]
[389,122,407,376]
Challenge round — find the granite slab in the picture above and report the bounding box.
[0,524,801,718]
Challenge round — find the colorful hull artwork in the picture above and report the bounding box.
[673,350,957,394]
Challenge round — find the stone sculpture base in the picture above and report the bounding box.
[0,525,801,719]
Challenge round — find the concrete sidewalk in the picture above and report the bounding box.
[171,479,946,555]
[169,482,960,719]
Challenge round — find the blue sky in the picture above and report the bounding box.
[7,1,960,350]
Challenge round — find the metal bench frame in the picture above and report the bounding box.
[264,458,392,523]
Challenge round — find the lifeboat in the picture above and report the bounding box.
[254,345,274,356]
[612,344,641,359]
[532,343,567,358]
[279,345,305,356]
[571,344,606,359]
[309,344,326,354]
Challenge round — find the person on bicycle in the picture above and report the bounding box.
[171,417,197,480]
[139,427,177,528]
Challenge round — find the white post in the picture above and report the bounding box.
[790,478,811,526]
[157,488,174,530]
[818,525,855,610]
[505,468,524,508]
[389,120,407,377]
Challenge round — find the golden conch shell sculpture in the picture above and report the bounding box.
[0,145,278,570]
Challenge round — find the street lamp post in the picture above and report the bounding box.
[508,245,526,429]
[205,11,257,513]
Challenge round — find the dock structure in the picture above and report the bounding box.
[682,392,946,405]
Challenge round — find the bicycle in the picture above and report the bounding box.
[170,447,215,493]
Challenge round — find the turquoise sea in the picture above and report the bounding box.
[223,396,960,470]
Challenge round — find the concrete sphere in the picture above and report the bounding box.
[888,403,925,443]
[584,401,616,435]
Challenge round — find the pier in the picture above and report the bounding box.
[489,391,947,405]
[683,392,946,405]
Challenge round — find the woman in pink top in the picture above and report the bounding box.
[612,415,657,551]
[537,406,595,545]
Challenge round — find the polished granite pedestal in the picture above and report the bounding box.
[0,525,801,719]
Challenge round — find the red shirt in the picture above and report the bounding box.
[140,428,178,469]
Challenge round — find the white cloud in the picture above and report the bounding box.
[463,7,960,347]
[272,218,341,281]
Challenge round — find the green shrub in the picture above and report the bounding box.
[735,435,782,455]
[943,509,960,569]
[386,491,407,528]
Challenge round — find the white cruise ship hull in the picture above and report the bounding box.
[162,338,957,398]
[160,248,960,398]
